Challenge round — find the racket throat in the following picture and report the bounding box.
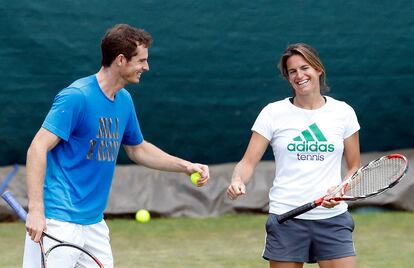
[314,197,325,206]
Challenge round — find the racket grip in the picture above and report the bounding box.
[1,191,28,221]
[277,202,317,223]
[0,164,19,193]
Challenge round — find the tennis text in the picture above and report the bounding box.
[296,153,325,161]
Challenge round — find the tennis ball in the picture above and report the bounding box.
[190,172,202,186]
[135,209,151,223]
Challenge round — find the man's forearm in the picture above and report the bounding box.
[126,141,192,174]
[26,145,46,215]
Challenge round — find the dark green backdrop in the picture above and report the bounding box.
[1,1,413,165]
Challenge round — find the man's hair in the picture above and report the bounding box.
[278,43,330,93]
[101,24,153,67]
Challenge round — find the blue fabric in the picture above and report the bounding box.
[42,75,143,224]
[263,212,355,263]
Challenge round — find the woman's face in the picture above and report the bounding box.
[286,54,322,96]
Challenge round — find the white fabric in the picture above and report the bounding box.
[23,219,113,268]
[252,96,360,220]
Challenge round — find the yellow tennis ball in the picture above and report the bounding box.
[190,172,202,186]
[135,209,151,223]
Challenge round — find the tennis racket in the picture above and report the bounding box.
[0,164,19,193]
[1,190,104,268]
[277,154,409,223]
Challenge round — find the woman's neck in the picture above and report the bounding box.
[292,95,326,110]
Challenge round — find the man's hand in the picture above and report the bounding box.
[26,209,46,243]
[186,163,210,187]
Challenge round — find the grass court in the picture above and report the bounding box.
[0,212,412,267]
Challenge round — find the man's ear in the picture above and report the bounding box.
[114,54,125,67]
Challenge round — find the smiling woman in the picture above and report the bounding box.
[286,54,326,108]
[279,43,330,95]
[226,43,361,268]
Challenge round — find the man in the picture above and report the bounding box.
[24,24,209,267]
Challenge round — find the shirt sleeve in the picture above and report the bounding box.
[251,105,273,141]
[343,104,360,139]
[42,87,85,141]
[121,97,144,145]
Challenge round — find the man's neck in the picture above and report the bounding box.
[96,67,125,100]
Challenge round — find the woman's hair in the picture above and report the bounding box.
[101,24,153,67]
[277,43,330,93]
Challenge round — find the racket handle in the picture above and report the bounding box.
[0,164,19,193]
[1,190,28,221]
[277,201,317,223]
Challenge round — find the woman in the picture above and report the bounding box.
[227,43,360,268]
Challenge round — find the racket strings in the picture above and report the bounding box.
[41,235,104,268]
[345,157,406,197]
[45,244,103,267]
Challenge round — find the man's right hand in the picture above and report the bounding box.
[26,210,46,243]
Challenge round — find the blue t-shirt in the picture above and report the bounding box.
[42,75,143,224]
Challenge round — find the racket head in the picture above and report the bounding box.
[333,154,408,200]
[1,191,104,267]
[43,242,104,267]
[43,238,104,268]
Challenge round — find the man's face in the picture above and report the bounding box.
[120,44,149,84]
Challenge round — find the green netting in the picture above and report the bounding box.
[0,0,413,165]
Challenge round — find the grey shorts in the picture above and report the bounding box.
[263,211,356,263]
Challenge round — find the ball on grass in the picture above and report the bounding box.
[190,172,202,186]
[135,209,151,223]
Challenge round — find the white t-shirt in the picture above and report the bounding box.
[252,96,360,220]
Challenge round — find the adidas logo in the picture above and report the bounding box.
[287,123,334,154]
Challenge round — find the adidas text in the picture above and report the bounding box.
[287,141,334,152]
